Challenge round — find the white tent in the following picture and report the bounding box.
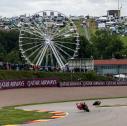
[113,74,127,80]
[106,21,116,26]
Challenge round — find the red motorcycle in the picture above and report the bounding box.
[76,102,90,112]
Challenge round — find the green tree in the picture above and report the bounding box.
[78,36,92,58]
[0,30,20,62]
[91,30,124,59]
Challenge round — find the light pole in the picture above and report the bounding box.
[118,0,120,10]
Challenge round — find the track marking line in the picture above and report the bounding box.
[50,111,64,114]
[36,110,49,112]
[4,110,68,125]
[4,125,18,126]
[27,119,49,123]
[51,116,65,119]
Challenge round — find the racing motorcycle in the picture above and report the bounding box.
[76,102,90,112]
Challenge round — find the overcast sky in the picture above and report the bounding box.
[0,0,127,17]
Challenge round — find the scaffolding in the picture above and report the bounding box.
[67,58,94,72]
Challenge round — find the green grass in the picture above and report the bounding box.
[0,107,53,125]
[0,70,111,81]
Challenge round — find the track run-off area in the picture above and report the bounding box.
[17,98,127,126]
[1,87,127,126]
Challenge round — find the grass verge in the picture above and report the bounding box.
[0,107,53,125]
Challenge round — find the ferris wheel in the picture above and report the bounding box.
[19,10,80,70]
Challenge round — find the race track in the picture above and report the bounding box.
[18,98,127,126]
[1,86,127,108]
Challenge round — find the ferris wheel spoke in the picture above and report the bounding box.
[55,47,67,63]
[58,23,71,33]
[19,36,44,40]
[54,41,76,45]
[28,45,43,58]
[39,24,47,34]
[24,24,43,37]
[21,41,42,46]
[31,27,44,36]
[29,27,44,37]
[24,43,42,53]
[48,27,55,36]
[45,50,49,67]
[21,29,42,38]
[45,23,56,36]
[49,44,65,69]
[53,30,75,40]
[52,21,71,36]
[33,47,43,64]
[33,21,45,36]
[28,22,44,34]
[52,27,69,38]
[55,44,72,58]
[50,21,58,33]
[36,45,48,66]
[50,50,54,67]
[20,37,44,44]
[50,26,61,36]
[55,43,75,52]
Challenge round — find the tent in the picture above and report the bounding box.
[113,74,127,80]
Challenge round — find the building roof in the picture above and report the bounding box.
[94,59,127,65]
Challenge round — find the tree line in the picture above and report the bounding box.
[78,30,127,59]
[0,29,127,64]
[0,30,21,63]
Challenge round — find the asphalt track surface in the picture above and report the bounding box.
[1,86,127,107]
[18,98,127,126]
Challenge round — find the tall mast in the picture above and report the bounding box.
[118,0,120,10]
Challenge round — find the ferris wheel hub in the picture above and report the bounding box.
[45,38,51,44]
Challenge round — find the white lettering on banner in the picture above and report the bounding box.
[0,82,9,88]
[69,82,81,86]
[27,80,40,87]
[9,81,25,87]
[0,81,25,89]
[60,82,69,87]
[0,79,58,89]
[83,81,93,86]
[60,81,127,87]
[40,80,46,85]
[40,80,57,85]
[50,80,57,84]
[93,81,105,86]
[117,81,127,85]
[27,80,57,87]
[1,79,127,90]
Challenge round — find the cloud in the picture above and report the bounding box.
[0,0,126,17]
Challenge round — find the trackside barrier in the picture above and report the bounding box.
[0,78,58,90]
[1,79,127,90]
[60,81,127,87]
